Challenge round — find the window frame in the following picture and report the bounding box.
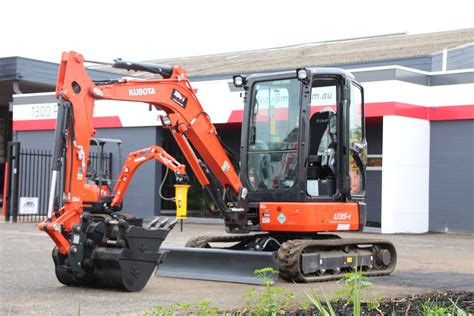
[246,78,303,192]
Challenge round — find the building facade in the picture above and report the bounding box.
[5,30,474,233]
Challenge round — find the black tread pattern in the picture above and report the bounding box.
[277,238,398,282]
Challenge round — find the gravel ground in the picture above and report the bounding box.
[0,221,473,315]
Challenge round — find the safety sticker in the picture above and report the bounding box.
[277,213,286,224]
[221,160,231,173]
[171,89,188,108]
[337,223,350,230]
[72,234,80,244]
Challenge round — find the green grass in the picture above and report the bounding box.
[145,300,222,316]
[421,298,470,316]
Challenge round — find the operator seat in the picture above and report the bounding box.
[309,111,331,156]
[308,110,337,182]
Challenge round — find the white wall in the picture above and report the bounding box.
[381,115,430,233]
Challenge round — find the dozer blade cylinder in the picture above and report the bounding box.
[156,247,278,285]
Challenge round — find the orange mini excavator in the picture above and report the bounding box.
[40,51,396,291]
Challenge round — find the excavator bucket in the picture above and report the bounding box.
[53,216,176,292]
[156,247,278,285]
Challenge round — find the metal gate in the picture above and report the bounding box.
[4,142,112,222]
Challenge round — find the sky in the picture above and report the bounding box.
[1,0,473,64]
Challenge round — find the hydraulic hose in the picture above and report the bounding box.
[159,167,175,201]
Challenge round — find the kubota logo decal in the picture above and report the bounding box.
[128,87,156,96]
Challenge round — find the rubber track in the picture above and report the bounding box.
[277,238,397,282]
[186,235,397,283]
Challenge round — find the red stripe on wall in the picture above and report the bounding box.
[227,103,474,123]
[13,119,56,131]
[227,110,243,123]
[429,105,474,121]
[365,102,429,120]
[374,102,474,121]
[13,116,123,131]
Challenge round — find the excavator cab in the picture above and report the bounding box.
[165,69,394,283]
[235,68,367,229]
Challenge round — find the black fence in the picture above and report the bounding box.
[5,142,112,222]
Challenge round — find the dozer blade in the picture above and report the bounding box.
[156,247,279,285]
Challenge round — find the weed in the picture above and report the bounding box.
[145,299,221,316]
[449,298,470,316]
[421,299,451,315]
[296,257,373,316]
[242,267,295,315]
[365,297,384,315]
[335,265,372,316]
[299,299,310,311]
[420,297,470,316]
[299,284,336,316]
[145,305,173,316]
[365,297,379,310]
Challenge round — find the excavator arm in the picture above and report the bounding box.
[110,145,187,208]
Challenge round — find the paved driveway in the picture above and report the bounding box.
[1,222,473,315]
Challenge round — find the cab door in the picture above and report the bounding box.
[347,81,367,200]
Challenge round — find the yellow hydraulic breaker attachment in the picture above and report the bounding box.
[175,184,190,219]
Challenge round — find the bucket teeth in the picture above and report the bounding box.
[156,217,169,228]
[147,216,162,229]
[165,219,178,230]
[147,217,178,230]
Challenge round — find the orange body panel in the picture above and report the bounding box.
[83,183,100,202]
[259,202,360,232]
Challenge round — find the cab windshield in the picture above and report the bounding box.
[247,79,301,190]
